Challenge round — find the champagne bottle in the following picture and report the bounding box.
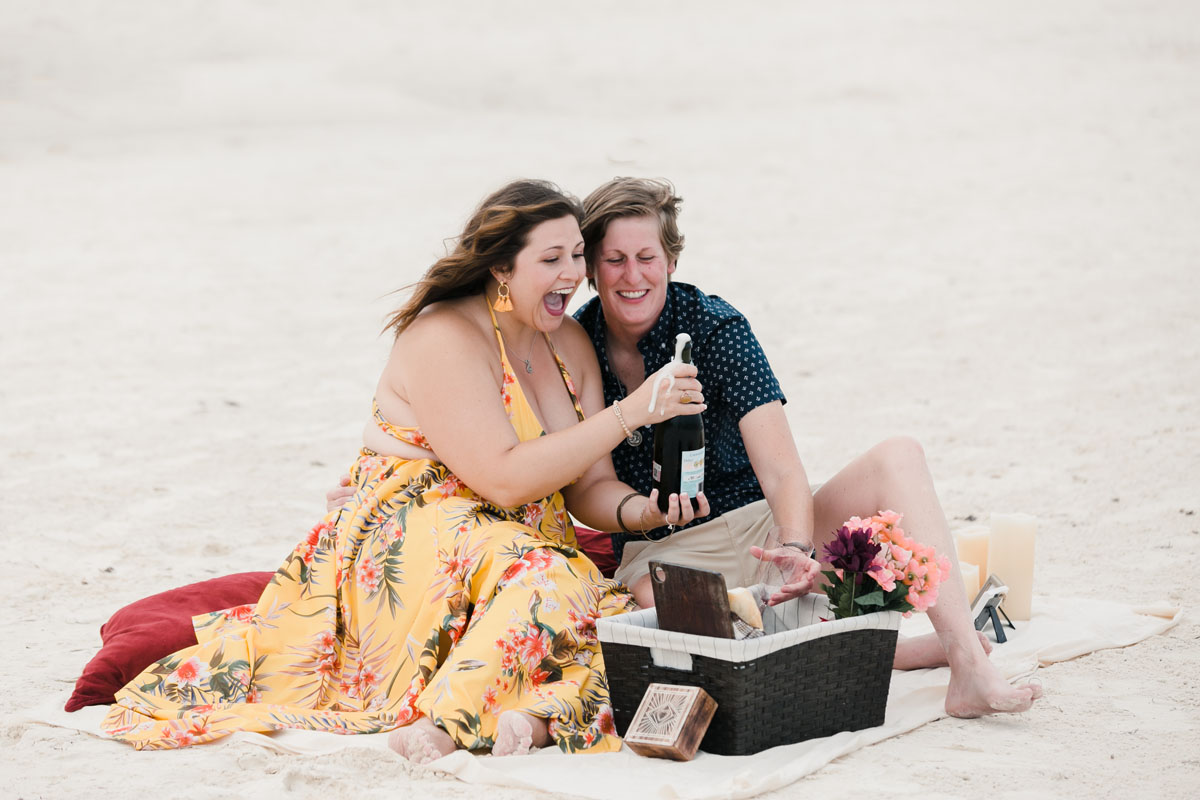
[652,333,705,512]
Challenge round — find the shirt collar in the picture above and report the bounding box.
[582,282,685,377]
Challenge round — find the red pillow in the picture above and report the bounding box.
[65,572,273,712]
[575,525,617,579]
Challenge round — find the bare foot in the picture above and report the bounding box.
[893,630,992,670]
[388,717,457,764]
[492,711,550,757]
[945,653,1043,718]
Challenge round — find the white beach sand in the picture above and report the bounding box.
[2,1,1197,797]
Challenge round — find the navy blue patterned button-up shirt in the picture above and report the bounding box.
[574,282,786,562]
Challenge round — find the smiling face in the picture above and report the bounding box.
[590,215,675,342]
[493,215,586,331]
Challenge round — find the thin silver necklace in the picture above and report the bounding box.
[501,326,538,373]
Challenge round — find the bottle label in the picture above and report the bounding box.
[652,461,662,482]
[678,447,704,496]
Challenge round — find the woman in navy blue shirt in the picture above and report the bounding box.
[575,178,1040,719]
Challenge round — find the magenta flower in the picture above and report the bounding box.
[823,526,881,580]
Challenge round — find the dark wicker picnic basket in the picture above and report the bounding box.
[597,596,901,756]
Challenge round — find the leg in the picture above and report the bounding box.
[613,503,771,606]
[892,630,993,670]
[628,572,655,607]
[813,437,1041,716]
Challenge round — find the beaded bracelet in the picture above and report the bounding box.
[611,401,642,447]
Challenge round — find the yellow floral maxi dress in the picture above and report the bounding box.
[101,307,635,752]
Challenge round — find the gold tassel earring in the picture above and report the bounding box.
[493,281,513,312]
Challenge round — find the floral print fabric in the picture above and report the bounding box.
[101,316,634,752]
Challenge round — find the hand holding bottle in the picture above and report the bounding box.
[630,488,711,532]
[621,361,706,429]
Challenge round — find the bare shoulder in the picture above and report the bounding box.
[396,298,489,351]
[386,297,496,382]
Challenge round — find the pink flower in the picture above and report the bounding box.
[165,719,207,747]
[501,548,556,584]
[395,682,421,726]
[381,518,404,545]
[357,557,382,593]
[596,705,616,735]
[296,521,333,564]
[906,558,930,581]
[355,666,381,696]
[445,611,468,644]
[822,511,948,618]
[223,604,255,624]
[437,475,465,499]
[522,503,545,528]
[440,549,476,580]
[844,516,868,532]
[482,686,501,714]
[317,653,338,677]
[868,560,896,592]
[567,607,599,637]
[169,657,211,688]
[886,542,913,566]
[907,582,939,613]
[519,628,551,667]
[876,510,903,528]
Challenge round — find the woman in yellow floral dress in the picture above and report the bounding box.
[101,180,710,761]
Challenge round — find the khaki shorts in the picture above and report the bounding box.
[613,499,776,590]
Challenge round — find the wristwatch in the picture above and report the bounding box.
[780,541,817,559]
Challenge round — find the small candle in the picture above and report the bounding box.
[987,513,1037,621]
[953,525,991,579]
[959,561,981,603]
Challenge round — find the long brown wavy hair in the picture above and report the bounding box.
[384,180,583,336]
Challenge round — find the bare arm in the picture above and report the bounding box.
[397,311,706,509]
[741,401,822,603]
[741,401,813,544]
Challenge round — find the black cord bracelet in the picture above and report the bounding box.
[615,491,642,535]
[781,541,817,558]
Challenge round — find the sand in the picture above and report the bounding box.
[2,1,1198,797]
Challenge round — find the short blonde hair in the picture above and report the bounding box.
[581,178,685,287]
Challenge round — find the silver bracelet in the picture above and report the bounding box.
[616,491,643,535]
[611,401,642,446]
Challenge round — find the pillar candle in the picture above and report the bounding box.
[959,561,981,603]
[953,525,991,579]
[987,513,1037,621]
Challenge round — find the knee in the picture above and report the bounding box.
[629,573,656,608]
[872,435,927,473]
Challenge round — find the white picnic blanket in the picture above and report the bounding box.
[26,596,1180,800]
